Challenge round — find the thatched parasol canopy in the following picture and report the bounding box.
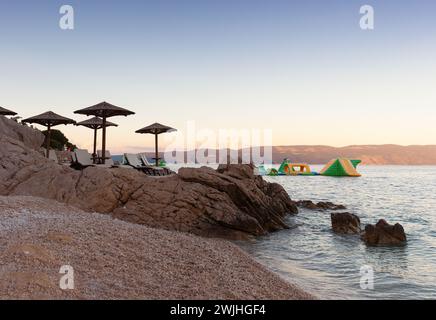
[135,123,177,135]
[0,106,17,116]
[22,111,76,127]
[76,116,118,130]
[74,102,135,164]
[136,123,177,166]
[76,117,118,163]
[74,101,135,118]
[22,111,76,158]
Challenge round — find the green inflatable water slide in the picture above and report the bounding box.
[320,158,361,177]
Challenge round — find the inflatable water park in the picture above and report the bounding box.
[258,158,361,177]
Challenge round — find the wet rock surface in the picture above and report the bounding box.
[361,219,407,246]
[296,200,346,211]
[331,212,361,234]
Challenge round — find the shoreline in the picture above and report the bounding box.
[0,195,314,300]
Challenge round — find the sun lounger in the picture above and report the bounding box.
[48,150,58,163]
[138,153,153,166]
[71,151,77,163]
[40,148,69,165]
[138,153,173,176]
[40,147,47,157]
[74,149,95,168]
[97,150,115,166]
[124,153,147,169]
[71,149,118,169]
[124,153,163,175]
[138,154,166,175]
[138,153,164,171]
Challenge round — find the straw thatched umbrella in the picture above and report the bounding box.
[76,117,118,163]
[0,106,17,116]
[135,123,177,166]
[74,102,135,164]
[22,111,76,158]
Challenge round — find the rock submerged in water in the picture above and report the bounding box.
[296,200,346,211]
[0,116,298,240]
[331,212,361,234]
[361,219,407,246]
[331,213,407,246]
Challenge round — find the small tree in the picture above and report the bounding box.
[42,129,77,151]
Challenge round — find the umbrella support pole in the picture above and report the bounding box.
[155,134,159,167]
[102,117,107,164]
[93,128,98,164]
[46,124,51,158]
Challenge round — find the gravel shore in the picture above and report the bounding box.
[0,196,313,299]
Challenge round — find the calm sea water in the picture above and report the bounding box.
[169,164,436,299]
[238,165,436,300]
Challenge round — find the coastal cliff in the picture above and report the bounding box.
[271,145,436,165]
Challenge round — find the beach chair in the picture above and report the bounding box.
[97,150,115,166]
[124,153,146,169]
[138,153,165,172]
[39,148,60,164]
[48,150,59,163]
[138,153,153,166]
[74,149,95,168]
[71,151,77,164]
[124,153,161,175]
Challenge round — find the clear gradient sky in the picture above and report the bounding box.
[1,0,436,153]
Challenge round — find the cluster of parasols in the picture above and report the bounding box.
[0,102,176,166]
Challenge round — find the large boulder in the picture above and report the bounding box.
[361,219,407,246]
[331,212,361,234]
[176,165,298,237]
[0,116,44,150]
[0,117,298,240]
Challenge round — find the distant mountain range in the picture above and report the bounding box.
[122,145,436,165]
[270,145,436,165]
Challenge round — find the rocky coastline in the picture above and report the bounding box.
[298,200,407,246]
[0,116,312,299]
[0,116,298,240]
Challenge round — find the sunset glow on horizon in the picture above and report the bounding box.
[1,0,436,154]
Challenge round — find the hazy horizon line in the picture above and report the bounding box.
[114,143,436,155]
